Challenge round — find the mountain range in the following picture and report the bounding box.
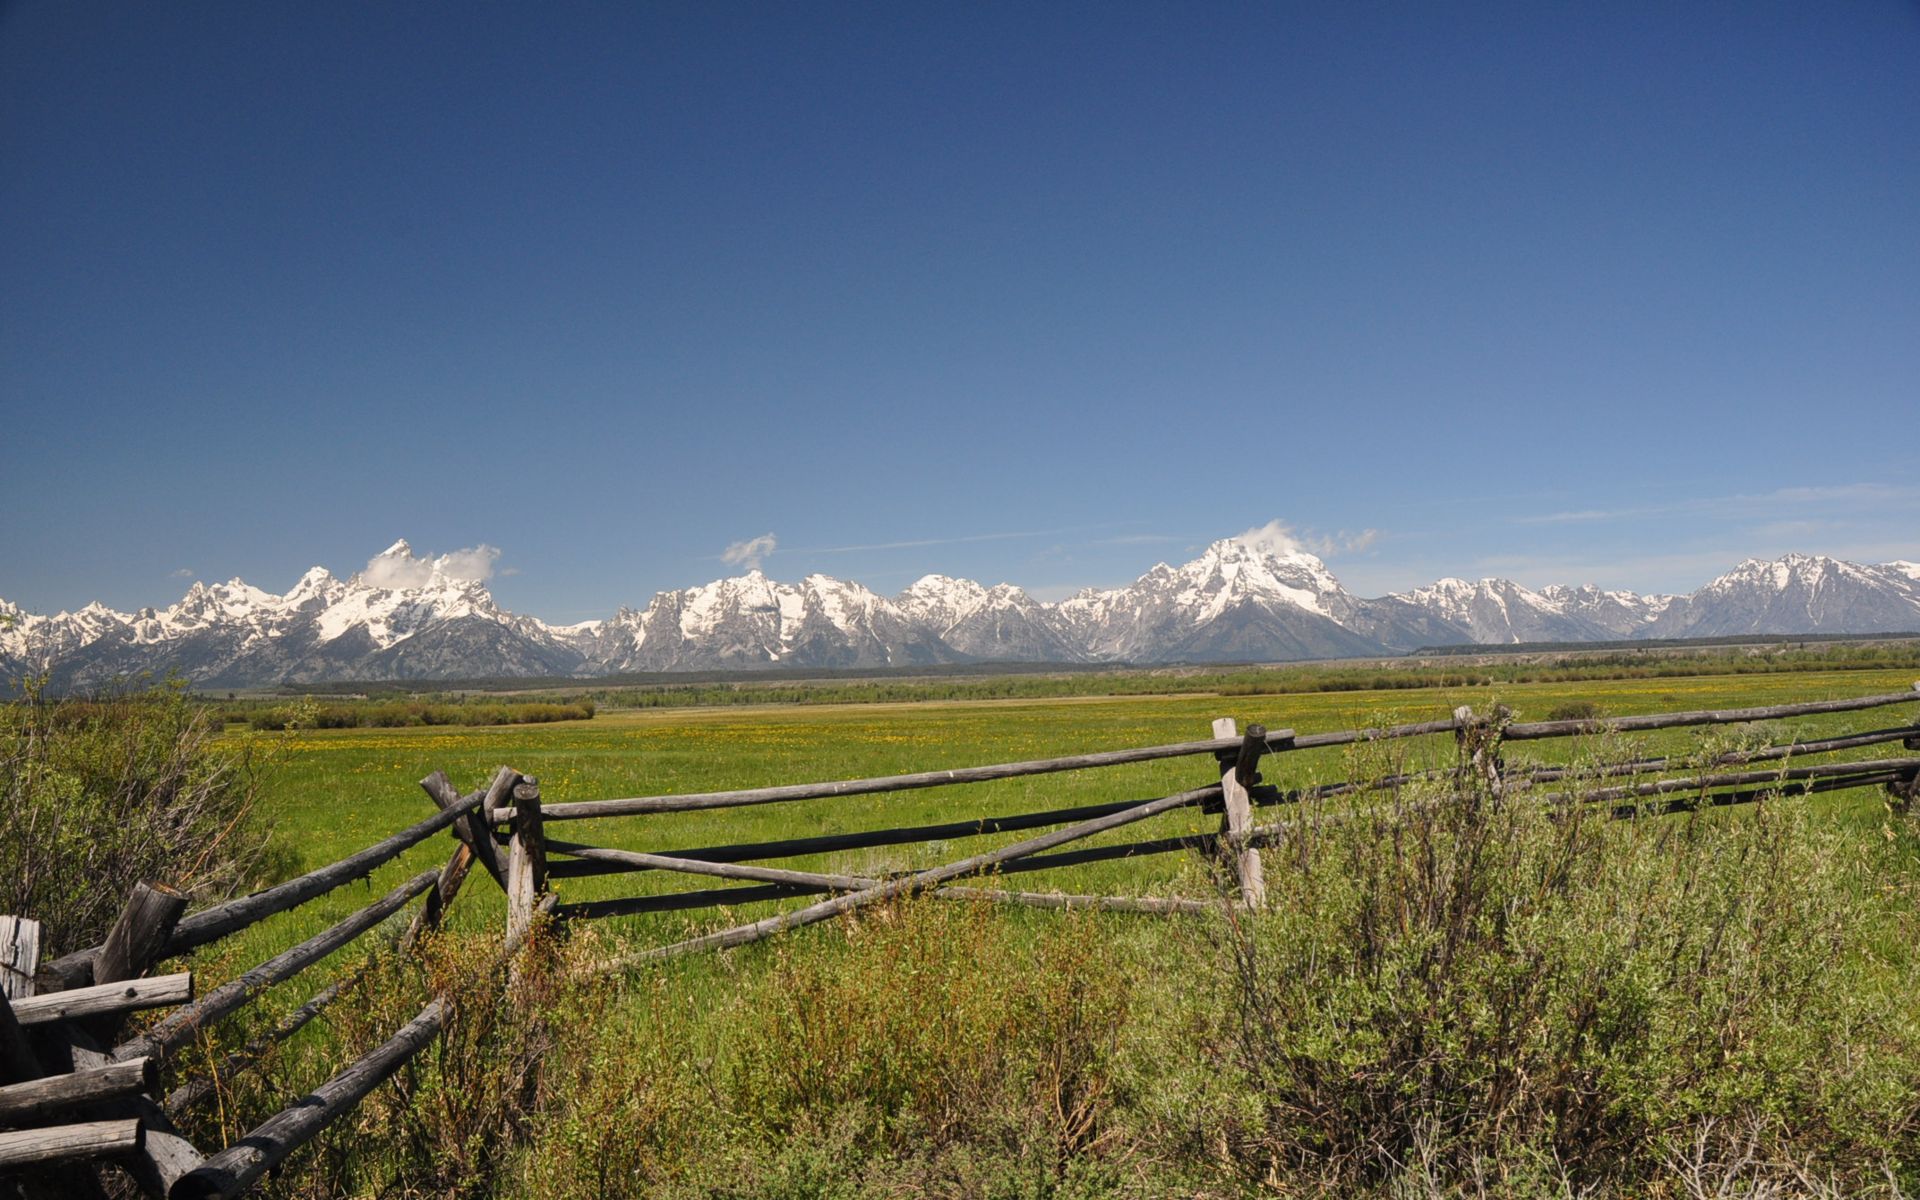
[5,537,1920,688]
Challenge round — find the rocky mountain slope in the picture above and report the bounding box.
[5,537,1919,687]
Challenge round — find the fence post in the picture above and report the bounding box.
[506,775,547,952]
[94,884,187,991]
[1889,768,1919,816]
[2,917,42,1003]
[1453,705,1508,793]
[0,920,42,1084]
[1212,718,1267,909]
[87,884,188,1048]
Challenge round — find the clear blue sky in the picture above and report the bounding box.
[4,2,1916,621]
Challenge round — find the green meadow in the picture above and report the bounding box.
[155,663,1920,1197]
[246,662,1920,887]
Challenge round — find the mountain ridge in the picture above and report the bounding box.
[7,536,1920,688]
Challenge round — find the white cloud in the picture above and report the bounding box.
[1233,519,1381,559]
[1307,528,1381,556]
[1233,519,1305,557]
[169,567,194,580]
[721,532,778,570]
[362,541,501,588]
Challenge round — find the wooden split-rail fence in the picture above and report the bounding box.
[3,683,1919,1196]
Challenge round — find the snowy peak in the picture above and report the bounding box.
[1392,576,1608,644]
[1168,536,1351,622]
[8,541,1920,688]
[895,574,991,630]
[893,575,1040,635]
[1389,553,1920,644]
[0,540,586,686]
[1646,553,1920,638]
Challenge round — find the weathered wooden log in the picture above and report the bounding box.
[0,1056,156,1125]
[16,1007,198,1194]
[604,784,1219,966]
[1529,756,1920,807]
[510,736,1285,823]
[0,927,42,1085]
[163,794,481,955]
[38,792,484,990]
[0,1118,143,1169]
[170,894,554,1200]
[482,764,520,825]
[555,884,804,919]
[557,830,1211,918]
[556,878,1215,920]
[1214,718,1266,908]
[0,993,39,1086]
[987,832,1200,874]
[553,824,1216,917]
[421,772,507,889]
[1501,685,1920,741]
[1237,721,1920,813]
[95,884,189,988]
[1511,724,1920,787]
[545,791,1193,880]
[1889,766,1919,814]
[115,869,436,1064]
[548,842,866,889]
[11,974,192,1027]
[400,843,475,953]
[1,917,42,1001]
[170,997,447,1200]
[1288,716,1468,749]
[1231,763,1911,855]
[1614,769,1906,820]
[936,888,1210,915]
[506,776,547,952]
[162,969,358,1117]
[544,841,1205,916]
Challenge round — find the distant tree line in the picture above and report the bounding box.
[231,697,596,730]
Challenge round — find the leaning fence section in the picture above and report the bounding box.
[3,683,1917,1198]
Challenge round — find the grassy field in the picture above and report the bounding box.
[210,665,1920,970]
[165,664,1920,1197]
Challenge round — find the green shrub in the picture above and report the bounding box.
[1183,750,1920,1193]
[1544,698,1605,722]
[243,697,596,730]
[0,679,276,955]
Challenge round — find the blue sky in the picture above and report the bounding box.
[3,2,1916,621]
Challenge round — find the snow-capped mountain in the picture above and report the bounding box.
[1388,577,1672,644]
[2,540,585,687]
[1640,554,1920,640]
[6,538,1920,688]
[573,570,960,671]
[1056,538,1389,662]
[896,576,1088,663]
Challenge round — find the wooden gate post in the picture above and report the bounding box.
[506,775,547,950]
[1212,719,1267,909]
